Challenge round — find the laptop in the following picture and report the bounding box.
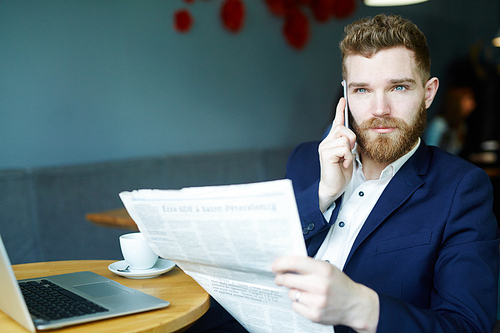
[0,234,169,332]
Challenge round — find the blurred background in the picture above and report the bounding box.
[2,0,500,170]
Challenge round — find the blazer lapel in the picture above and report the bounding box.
[344,142,431,266]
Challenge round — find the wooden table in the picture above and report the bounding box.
[2,260,210,332]
[86,209,138,230]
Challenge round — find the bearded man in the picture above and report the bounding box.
[273,14,499,333]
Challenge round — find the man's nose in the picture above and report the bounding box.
[372,93,391,117]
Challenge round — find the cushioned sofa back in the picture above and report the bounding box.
[28,148,293,263]
[0,169,41,264]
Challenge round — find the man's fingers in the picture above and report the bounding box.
[320,137,354,167]
[320,136,351,153]
[272,255,316,275]
[322,100,356,151]
[273,256,338,292]
[331,97,347,129]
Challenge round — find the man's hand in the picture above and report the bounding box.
[318,97,356,212]
[272,255,379,333]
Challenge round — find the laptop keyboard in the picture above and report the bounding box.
[19,279,109,321]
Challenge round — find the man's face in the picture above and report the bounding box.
[344,47,434,164]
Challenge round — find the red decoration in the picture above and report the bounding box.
[331,0,356,19]
[174,9,193,33]
[173,0,357,50]
[221,0,246,33]
[311,0,333,23]
[265,0,296,16]
[283,8,310,50]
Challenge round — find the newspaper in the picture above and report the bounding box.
[119,179,332,333]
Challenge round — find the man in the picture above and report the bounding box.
[273,14,499,333]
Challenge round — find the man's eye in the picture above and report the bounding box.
[355,88,366,93]
[394,85,407,91]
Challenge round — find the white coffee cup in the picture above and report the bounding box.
[119,232,158,270]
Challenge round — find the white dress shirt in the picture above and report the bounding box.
[315,139,421,270]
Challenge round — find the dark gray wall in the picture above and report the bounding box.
[1,0,499,168]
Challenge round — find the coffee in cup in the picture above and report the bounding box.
[119,232,158,270]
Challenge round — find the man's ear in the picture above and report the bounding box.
[424,77,439,109]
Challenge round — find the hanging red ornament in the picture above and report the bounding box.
[331,0,356,19]
[174,9,193,33]
[282,7,310,50]
[183,0,195,3]
[221,0,246,33]
[264,0,297,16]
[311,0,333,23]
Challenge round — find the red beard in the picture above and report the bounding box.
[351,100,427,164]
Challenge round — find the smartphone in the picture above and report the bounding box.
[342,80,349,128]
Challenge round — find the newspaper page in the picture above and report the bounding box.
[119,179,332,333]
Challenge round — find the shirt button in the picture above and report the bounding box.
[302,227,309,235]
[307,223,315,231]
[339,221,345,228]
[359,191,364,197]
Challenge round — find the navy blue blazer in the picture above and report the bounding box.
[286,140,500,333]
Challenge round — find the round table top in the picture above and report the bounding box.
[2,260,210,333]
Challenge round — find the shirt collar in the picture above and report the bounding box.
[353,138,421,180]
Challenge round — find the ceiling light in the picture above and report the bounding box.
[493,28,500,47]
[364,0,428,6]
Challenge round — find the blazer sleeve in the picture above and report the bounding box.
[285,142,341,256]
[375,167,500,333]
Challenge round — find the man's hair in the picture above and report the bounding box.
[340,14,431,84]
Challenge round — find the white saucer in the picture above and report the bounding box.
[108,258,175,279]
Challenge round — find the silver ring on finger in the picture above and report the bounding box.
[294,290,301,303]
